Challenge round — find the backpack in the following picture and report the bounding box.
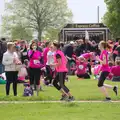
[23,87,34,96]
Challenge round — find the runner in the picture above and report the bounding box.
[96,41,118,101]
[52,41,74,101]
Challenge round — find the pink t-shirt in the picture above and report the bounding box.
[81,53,92,60]
[43,47,50,65]
[28,50,41,68]
[99,50,110,72]
[54,50,68,72]
[76,62,87,75]
[111,66,120,76]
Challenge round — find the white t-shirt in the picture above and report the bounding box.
[46,51,55,70]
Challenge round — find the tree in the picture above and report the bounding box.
[43,28,60,41]
[103,0,120,38]
[11,24,33,40]
[1,10,34,40]
[2,0,72,41]
[1,16,33,40]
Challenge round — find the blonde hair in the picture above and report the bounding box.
[99,41,110,49]
[7,42,14,50]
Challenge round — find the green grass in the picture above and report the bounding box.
[0,76,120,101]
[0,76,120,120]
[0,103,120,120]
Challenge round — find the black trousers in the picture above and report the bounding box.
[5,71,18,96]
[98,71,109,87]
[29,68,40,85]
[77,73,90,79]
[53,72,69,93]
[113,53,117,62]
[87,63,92,75]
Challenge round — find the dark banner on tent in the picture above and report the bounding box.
[64,23,107,28]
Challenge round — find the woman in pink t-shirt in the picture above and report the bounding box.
[52,42,74,101]
[75,56,90,79]
[81,52,94,61]
[96,41,118,101]
[28,41,42,96]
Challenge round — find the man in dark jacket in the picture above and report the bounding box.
[0,38,7,74]
[64,41,74,74]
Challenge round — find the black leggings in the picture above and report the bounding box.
[53,72,69,93]
[29,68,41,85]
[45,65,54,84]
[98,71,109,87]
[5,71,18,96]
[77,73,90,79]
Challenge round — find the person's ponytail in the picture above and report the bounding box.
[100,41,111,50]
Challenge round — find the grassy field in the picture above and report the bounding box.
[0,103,120,120]
[0,76,120,120]
[0,76,120,101]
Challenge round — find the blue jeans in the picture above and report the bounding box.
[0,64,4,74]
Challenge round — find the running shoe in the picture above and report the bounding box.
[49,84,53,87]
[60,95,68,101]
[104,97,111,102]
[67,96,75,102]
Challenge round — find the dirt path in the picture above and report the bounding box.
[0,100,120,104]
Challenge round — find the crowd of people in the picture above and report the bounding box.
[0,37,120,101]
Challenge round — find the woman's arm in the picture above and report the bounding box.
[50,54,61,67]
[96,55,106,65]
[56,58,62,66]
[66,55,72,60]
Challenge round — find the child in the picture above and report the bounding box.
[75,56,90,79]
[23,83,34,96]
[53,41,74,101]
[96,41,118,101]
[111,58,120,82]
[18,64,28,83]
[44,45,55,86]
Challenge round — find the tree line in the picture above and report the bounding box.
[1,0,72,41]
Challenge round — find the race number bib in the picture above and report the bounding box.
[79,65,84,70]
[33,60,40,65]
[22,52,27,56]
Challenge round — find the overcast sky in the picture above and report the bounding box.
[0,0,107,24]
[67,0,107,23]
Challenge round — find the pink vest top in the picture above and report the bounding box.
[54,50,68,72]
